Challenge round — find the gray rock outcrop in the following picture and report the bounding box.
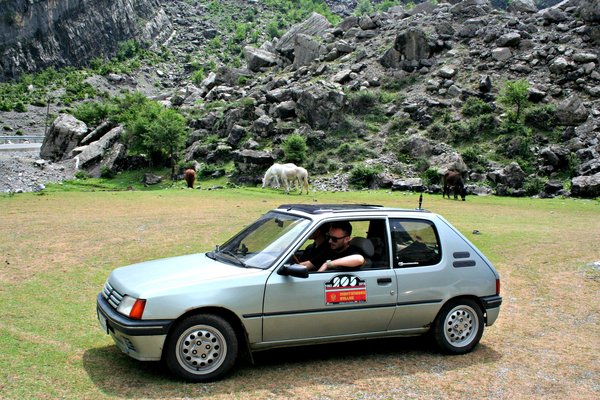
[40,114,88,161]
[571,173,600,198]
[0,0,171,81]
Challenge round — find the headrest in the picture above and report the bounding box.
[350,237,374,257]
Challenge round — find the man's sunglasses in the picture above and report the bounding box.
[327,234,348,242]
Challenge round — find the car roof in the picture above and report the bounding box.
[276,203,431,216]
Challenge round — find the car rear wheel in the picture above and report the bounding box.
[165,314,238,382]
[433,299,484,354]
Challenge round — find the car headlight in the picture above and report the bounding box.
[117,295,146,319]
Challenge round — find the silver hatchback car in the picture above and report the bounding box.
[97,204,501,382]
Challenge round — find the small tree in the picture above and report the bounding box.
[145,108,188,178]
[499,79,530,123]
[282,134,308,165]
[123,99,188,177]
[348,164,381,189]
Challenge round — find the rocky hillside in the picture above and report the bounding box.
[0,0,170,81]
[1,0,599,198]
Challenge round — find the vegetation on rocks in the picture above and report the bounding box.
[0,0,599,198]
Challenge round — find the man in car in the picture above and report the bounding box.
[300,221,365,272]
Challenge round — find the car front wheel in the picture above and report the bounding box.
[433,299,484,354]
[165,314,238,382]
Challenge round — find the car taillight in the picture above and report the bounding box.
[496,278,501,295]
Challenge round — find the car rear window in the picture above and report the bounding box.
[389,219,441,267]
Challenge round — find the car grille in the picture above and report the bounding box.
[102,281,124,309]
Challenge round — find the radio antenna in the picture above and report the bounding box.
[418,192,423,210]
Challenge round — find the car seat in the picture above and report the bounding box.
[350,237,374,268]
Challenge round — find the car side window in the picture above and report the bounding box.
[389,219,441,268]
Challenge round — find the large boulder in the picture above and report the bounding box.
[275,12,332,60]
[244,46,279,72]
[91,143,127,178]
[75,126,124,169]
[450,0,492,19]
[394,28,431,62]
[430,152,469,174]
[556,95,589,126]
[295,83,345,129]
[40,114,88,161]
[571,173,600,198]
[232,149,274,184]
[253,115,275,137]
[508,0,537,13]
[391,178,425,192]
[293,34,326,69]
[488,162,526,189]
[578,0,600,22]
[399,134,432,159]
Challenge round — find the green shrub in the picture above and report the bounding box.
[13,101,27,112]
[282,134,308,164]
[191,68,205,86]
[354,0,374,15]
[427,121,449,141]
[266,21,281,39]
[524,104,557,132]
[468,114,499,137]
[75,170,89,179]
[116,40,144,61]
[461,97,493,117]
[348,164,382,188]
[414,158,430,173]
[73,101,118,126]
[348,91,379,114]
[0,100,13,112]
[566,153,581,178]
[461,147,486,172]
[336,142,377,163]
[100,166,115,179]
[421,167,441,185]
[523,176,545,196]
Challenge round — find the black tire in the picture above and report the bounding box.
[433,298,484,354]
[164,314,238,382]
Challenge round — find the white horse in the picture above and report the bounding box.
[262,163,284,189]
[262,163,309,194]
[280,163,309,195]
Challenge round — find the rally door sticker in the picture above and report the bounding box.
[325,274,367,305]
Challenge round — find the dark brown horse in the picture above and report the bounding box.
[184,168,196,188]
[442,171,467,201]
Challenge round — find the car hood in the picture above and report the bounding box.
[109,253,261,297]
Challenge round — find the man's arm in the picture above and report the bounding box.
[317,254,365,272]
[300,260,316,271]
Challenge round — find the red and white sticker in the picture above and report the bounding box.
[325,274,367,305]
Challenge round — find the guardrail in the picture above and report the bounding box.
[0,135,45,144]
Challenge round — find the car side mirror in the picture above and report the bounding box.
[277,264,309,278]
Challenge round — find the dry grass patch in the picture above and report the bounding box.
[0,189,598,399]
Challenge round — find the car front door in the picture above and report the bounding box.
[262,267,397,342]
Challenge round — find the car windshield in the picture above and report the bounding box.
[212,211,310,269]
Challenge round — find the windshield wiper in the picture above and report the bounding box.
[220,250,247,268]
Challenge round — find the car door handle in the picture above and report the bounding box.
[377,278,392,285]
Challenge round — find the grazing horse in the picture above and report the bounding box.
[280,163,309,195]
[262,163,284,189]
[184,168,196,188]
[442,170,467,201]
[262,163,310,194]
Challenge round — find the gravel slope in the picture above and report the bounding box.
[0,150,77,193]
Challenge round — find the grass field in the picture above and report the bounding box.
[0,188,598,399]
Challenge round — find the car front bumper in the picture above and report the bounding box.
[96,294,173,361]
